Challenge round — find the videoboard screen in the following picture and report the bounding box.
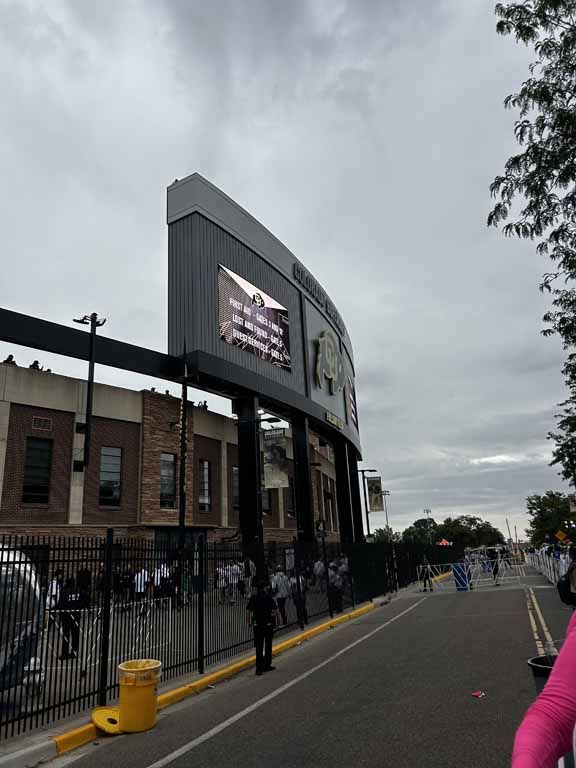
[218,265,291,371]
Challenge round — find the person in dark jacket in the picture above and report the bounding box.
[247,581,277,676]
[58,578,82,660]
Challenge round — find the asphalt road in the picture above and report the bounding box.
[51,570,569,768]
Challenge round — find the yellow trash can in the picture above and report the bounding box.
[118,659,162,733]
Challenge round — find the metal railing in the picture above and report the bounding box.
[526,551,569,585]
[0,532,358,740]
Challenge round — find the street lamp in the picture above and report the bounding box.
[382,489,391,530]
[73,313,106,468]
[357,468,377,537]
[423,508,433,545]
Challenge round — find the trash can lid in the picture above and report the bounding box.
[527,655,557,676]
[118,659,161,672]
[91,706,122,735]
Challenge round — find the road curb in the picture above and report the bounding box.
[39,601,374,757]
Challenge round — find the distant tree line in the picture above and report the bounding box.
[373,514,505,551]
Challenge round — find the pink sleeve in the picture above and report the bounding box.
[513,610,576,767]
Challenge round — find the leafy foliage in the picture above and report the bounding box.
[372,526,401,544]
[401,517,438,545]
[489,1,576,481]
[525,490,571,544]
[400,515,504,549]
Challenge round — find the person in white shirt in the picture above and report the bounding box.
[226,562,241,604]
[313,559,326,592]
[271,566,291,625]
[135,568,149,600]
[215,565,227,604]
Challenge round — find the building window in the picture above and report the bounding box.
[160,453,176,508]
[324,492,334,530]
[262,488,272,515]
[22,437,53,504]
[232,466,240,510]
[99,447,122,507]
[286,477,295,517]
[199,459,211,512]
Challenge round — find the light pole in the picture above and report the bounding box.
[382,489,391,531]
[423,508,433,545]
[357,468,377,537]
[73,312,106,468]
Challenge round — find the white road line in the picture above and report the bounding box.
[530,588,556,648]
[145,599,427,768]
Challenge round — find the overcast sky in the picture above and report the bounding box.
[0,0,568,539]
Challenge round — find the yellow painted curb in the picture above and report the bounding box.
[52,601,375,755]
[54,723,98,755]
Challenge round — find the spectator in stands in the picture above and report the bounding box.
[271,566,291,626]
[247,580,278,676]
[2,354,16,365]
[58,577,81,660]
[29,360,41,370]
[513,608,576,765]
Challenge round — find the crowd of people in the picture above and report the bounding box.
[39,552,351,662]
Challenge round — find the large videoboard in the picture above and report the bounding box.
[167,173,361,454]
[218,265,291,371]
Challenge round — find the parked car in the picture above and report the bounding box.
[0,546,44,698]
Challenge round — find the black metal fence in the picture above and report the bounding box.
[0,532,438,740]
[0,531,361,739]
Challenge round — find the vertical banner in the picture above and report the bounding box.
[263,429,289,489]
[366,476,384,512]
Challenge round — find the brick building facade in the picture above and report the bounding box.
[0,362,340,542]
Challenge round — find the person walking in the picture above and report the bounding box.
[290,572,308,626]
[247,581,277,676]
[328,563,344,614]
[421,555,433,592]
[226,560,241,604]
[134,567,149,602]
[58,577,82,660]
[271,566,291,626]
[47,569,63,630]
[215,564,227,604]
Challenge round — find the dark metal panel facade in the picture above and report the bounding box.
[169,213,307,396]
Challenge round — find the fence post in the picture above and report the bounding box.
[198,536,205,675]
[98,528,114,707]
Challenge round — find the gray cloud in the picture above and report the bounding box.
[0,0,568,541]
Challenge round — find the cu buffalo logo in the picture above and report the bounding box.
[252,293,265,308]
[315,330,345,395]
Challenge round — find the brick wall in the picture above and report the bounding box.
[194,435,221,527]
[140,392,194,526]
[0,404,74,524]
[83,416,140,525]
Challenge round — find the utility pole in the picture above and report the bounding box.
[423,508,433,545]
[73,312,106,468]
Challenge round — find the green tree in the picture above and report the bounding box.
[372,526,401,544]
[435,516,505,550]
[488,2,576,481]
[402,517,438,545]
[526,491,570,545]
